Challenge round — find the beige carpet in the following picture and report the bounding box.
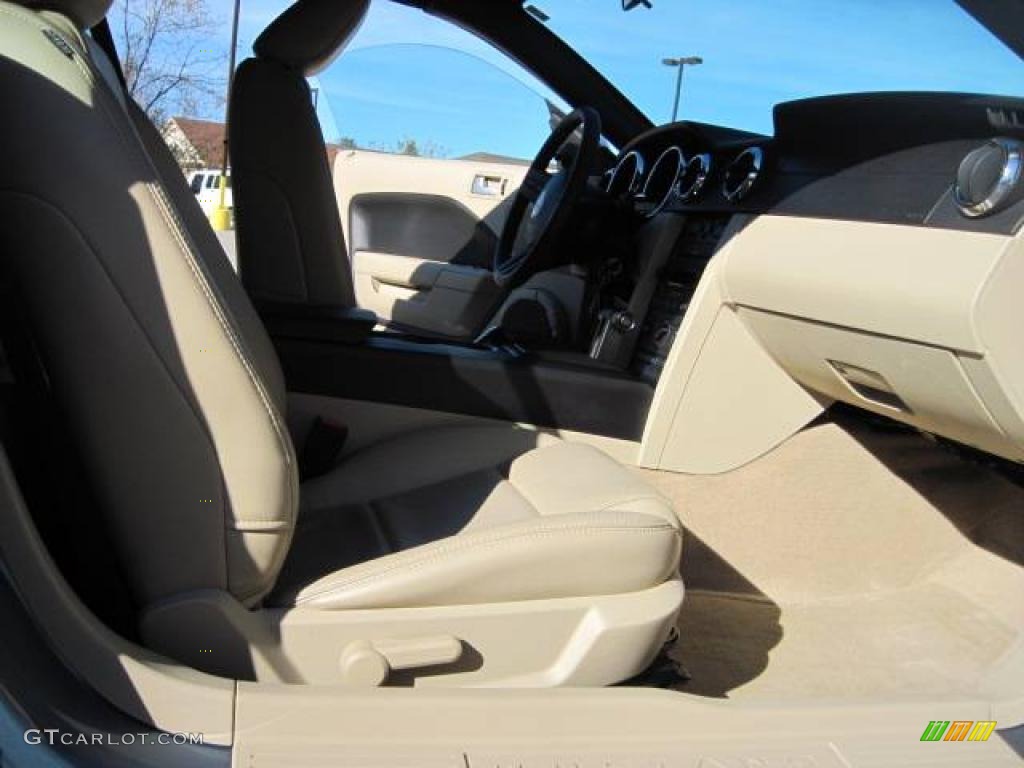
[636,413,1024,702]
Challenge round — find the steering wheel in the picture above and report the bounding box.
[493,107,602,287]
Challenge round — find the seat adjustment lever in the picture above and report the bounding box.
[339,635,463,686]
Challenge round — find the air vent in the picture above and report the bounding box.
[954,138,1023,218]
[678,153,711,202]
[723,146,764,203]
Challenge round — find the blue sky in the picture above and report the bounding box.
[216,0,1023,157]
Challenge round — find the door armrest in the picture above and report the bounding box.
[256,301,378,345]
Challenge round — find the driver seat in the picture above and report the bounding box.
[229,0,366,310]
[0,0,682,687]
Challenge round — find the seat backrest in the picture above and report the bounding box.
[229,0,368,309]
[0,0,298,611]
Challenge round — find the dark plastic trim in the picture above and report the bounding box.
[257,302,378,345]
[274,335,653,441]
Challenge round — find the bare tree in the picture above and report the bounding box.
[113,0,227,126]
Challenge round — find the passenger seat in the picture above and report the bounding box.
[0,0,683,687]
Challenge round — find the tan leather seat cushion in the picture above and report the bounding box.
[270,427,681,610]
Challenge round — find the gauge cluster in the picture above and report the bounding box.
[603,133,768,214]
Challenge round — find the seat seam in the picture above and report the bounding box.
[122,110,298,603]
[511,487,669,519]
[292,523,679,604]
[43,14,298,519]
[364,501,397,553]
[125,117,300,538]
[80,29,297,599]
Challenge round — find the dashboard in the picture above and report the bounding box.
[604,92,1024,232]
[589,92,1024,467]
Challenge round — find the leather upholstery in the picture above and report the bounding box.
[1,0,681,629]
[273,429,681,609]
[23,0,109,27]
[253,0,369,76]
[230,56,357,307]
[0,1,297,608]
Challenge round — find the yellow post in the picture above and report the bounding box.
[209,174,232,231]
[210,0,241,232]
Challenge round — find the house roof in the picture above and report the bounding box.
[170,115,346,171]
[459,151,530,166]
[170,117,226,168]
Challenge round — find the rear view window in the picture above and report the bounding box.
[189,175,203,193]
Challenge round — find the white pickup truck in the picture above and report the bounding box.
[187,168,233,217]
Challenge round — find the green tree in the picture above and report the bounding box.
[383,137,447,158]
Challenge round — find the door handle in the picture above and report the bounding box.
[471,174,506,196]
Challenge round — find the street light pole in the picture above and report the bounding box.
[670,61,684,121]
[211,0,241,231]
[662,55,702,122]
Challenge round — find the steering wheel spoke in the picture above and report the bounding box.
[493,107,602,287]
[520,167,550,203]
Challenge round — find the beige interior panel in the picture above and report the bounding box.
[721,215,1024,463]
[973,234,1024,458]
[652,305,829,473]
[139,580,682,687]
[638,221,828,474]
[642,213,1024,472]
[740,306,1022,459]
[352,250,501,338]
[232,686,1020,768]
[286,393,642,465]
[721,215,1009,353]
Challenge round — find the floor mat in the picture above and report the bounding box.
[672,587,1018,699]
[637,413,1024,701]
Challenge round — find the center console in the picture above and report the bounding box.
[588,212,730,382]
[262,213,730,446]
[632,214,731,383]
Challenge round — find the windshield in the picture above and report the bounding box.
[534,0,1024,134]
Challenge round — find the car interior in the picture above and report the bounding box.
[1,0,1023,762]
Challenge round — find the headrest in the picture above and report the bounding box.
[254,0,370,76]
[22,0,112,28]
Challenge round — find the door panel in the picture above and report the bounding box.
[335,150,528,339]
[352,251,501,338]
[350,193,499,268]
